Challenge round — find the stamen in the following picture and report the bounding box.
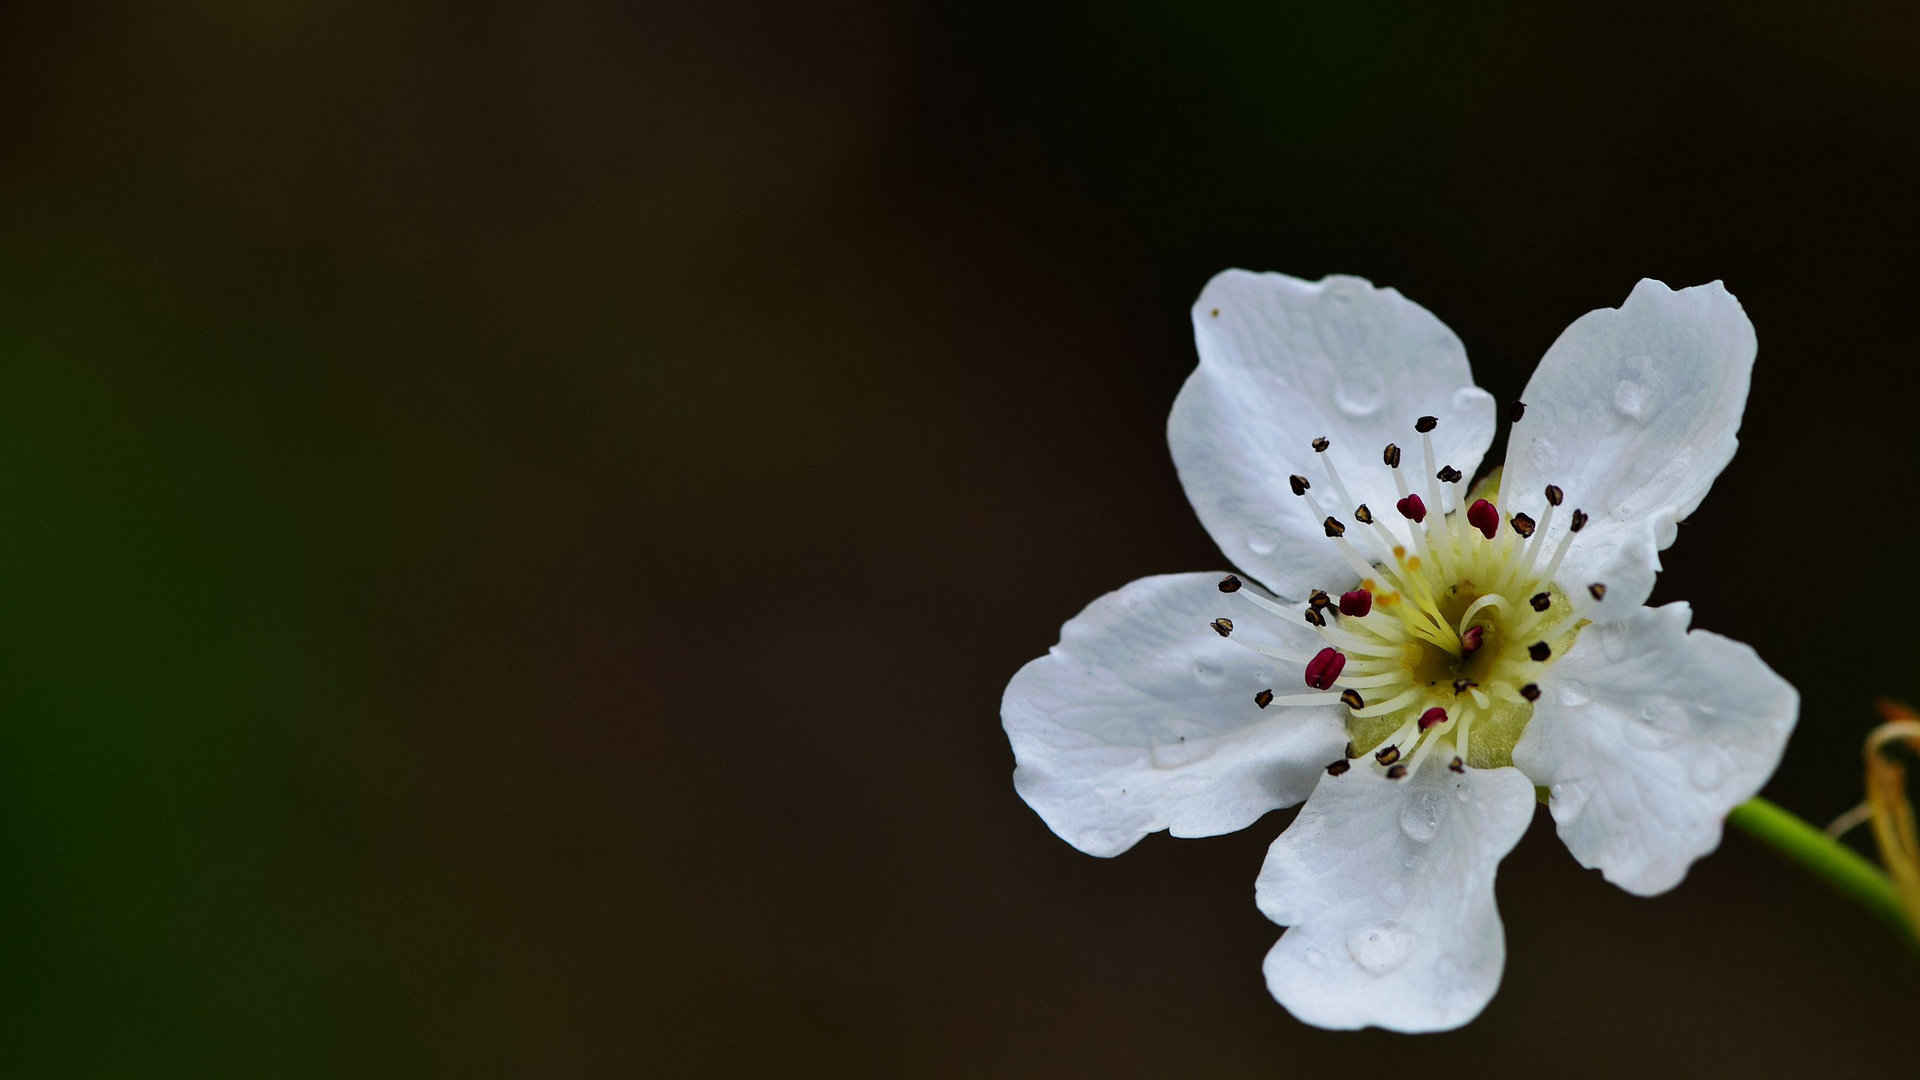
[1383,443,1402,468]
[1456,593,1507,634]
[1544,484,1564,507]
[1460,625,1484,653]
[1308,589,1331,610]
[1386,764,1409,779]
[1312,436,1330,453]
[1449,756,1465,773]
[1340,689,1365,709]
[1210,618,1233,637]
[1339,589,1372,617]
[1418,706,1448,731]
[1509,400,1526,423]
[1395,494,1428,522]
[1520,683,1541,701]
[1510,512,1536,538]
[1218,574,1242,593]
[1323,516,1346,538]
[1289,474,1310,496]
[1350,687,1423,718]
[1353,503,1374,524]
[1436,465,1463,483]
[1415,415,1438,433]
[1530,591,1550,612]
[1528,641,1551,661]
[1326,759,1351,777]
[1254,689,1274,709]
[1588,582,1607,600]
[1375,744,1402,765]
[1570,508,1589,532]
[1304,606,1326,627]
[1304,647,1347,689]
[1466,498,1500,539]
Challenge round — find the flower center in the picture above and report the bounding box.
[1214,413,1606,779]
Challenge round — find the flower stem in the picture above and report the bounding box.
[1728,796,1914,944]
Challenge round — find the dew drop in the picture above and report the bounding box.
[1334,369,1385,417]
[1612,356,1657,421]
[1248,532,1278,556]
[1595,622,1635,662]
[1346,921,1415,974]
[1399,788,1445,843]
[1613,378,1651,420]
[1625,701,1688,749]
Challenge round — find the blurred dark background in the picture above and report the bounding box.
[0,1,1915,1075]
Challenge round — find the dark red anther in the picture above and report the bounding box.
[1466,498,1500,539]
[1460,625,1484,653]
[1395,493,1427,523]
[1338,589,1372,617]
[1304,647,1347,690]
[1418,706,1448,731]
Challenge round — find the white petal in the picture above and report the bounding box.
[1003,573,1346,857]
[1512,603,1797,896]
[1171,271,1495,599]
[1255,757,1535,1032]
[1499,279,1756,612]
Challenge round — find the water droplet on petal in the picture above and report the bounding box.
[1248,533,1278,556]
[1346,921,1415,974]
[1556,680,1593,707]
[1613,378,1651,419]
[1399,788,1445,843]
[1625,701,1688,749]
[1334,369,1385,417]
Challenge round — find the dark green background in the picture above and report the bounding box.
[1,1,1915,1075]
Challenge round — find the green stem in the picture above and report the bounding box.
[1728,796,1913,943]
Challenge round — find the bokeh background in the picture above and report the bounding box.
[1,1,1916,1075]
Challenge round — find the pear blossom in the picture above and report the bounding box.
[1002,272,1797,1031]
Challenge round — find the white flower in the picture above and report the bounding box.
[1001,272,1798,1032]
